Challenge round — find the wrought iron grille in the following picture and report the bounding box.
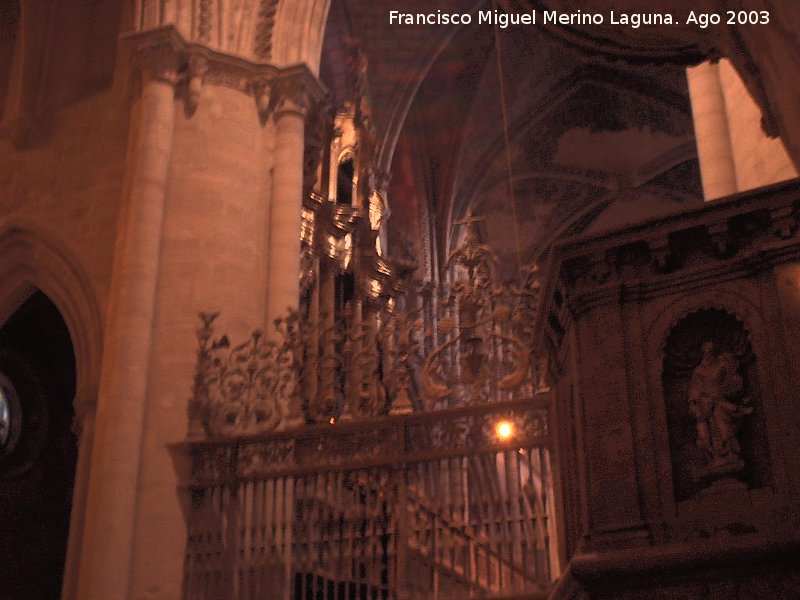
[178,398,555,600]
[177,206,554,598]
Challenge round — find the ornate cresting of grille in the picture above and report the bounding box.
[177,207,555,599]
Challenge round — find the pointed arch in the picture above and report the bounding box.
[0,221,103,420]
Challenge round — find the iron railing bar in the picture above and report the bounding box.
[175,395,552,451]
[183,435,554,488]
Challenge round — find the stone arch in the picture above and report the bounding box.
[271,0,331,74]
[647,289,765,361]
[0,221,103,422]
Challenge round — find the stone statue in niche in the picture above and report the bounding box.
[662,308,770,501]
[688,341,753,473]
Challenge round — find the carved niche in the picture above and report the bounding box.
[662,309,771,501]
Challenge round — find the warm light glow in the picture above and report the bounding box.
[329,417,336,425]
[495,420,514,440]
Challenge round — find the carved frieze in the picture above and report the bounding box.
[122,27,329,122]
[538,180,800,354]
[236,438,295,478]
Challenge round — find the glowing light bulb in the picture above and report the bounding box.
[495,420,514,440]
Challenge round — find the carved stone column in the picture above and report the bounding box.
[687,61,738,201]
[76,30,180,600]
[266,70,325,325]
[266,75,305,324]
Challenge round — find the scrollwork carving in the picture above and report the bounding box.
[417,214,540,409]
[189,312,297,438]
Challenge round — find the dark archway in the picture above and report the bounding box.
[336,157,356,205]
[0,290,77,599]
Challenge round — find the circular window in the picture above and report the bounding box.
[0,374,23,459]
[0,386,9,446]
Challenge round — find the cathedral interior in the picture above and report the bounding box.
[1,1,800,598]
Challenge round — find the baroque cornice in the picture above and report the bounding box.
[534,178,800,360]
[120,26,326,121]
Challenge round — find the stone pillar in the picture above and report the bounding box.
[127,55,275,600]
[717,59,798,192]
[265,76,311,327]
[687,61,738,201]
[76,31,179,600]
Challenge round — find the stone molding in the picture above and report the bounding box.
[120,26,326,122]
[536,178,800,368]
[549,534,800,599]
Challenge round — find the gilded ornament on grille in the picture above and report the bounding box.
[188,213,541,437]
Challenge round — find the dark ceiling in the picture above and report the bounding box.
[321,0,703,281]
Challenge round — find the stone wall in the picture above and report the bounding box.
[0,73,130,328]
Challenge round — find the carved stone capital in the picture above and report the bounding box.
[272,66,327,120]
[124,27,185,86]
[123,26,285,119]
[272,81,311,118]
